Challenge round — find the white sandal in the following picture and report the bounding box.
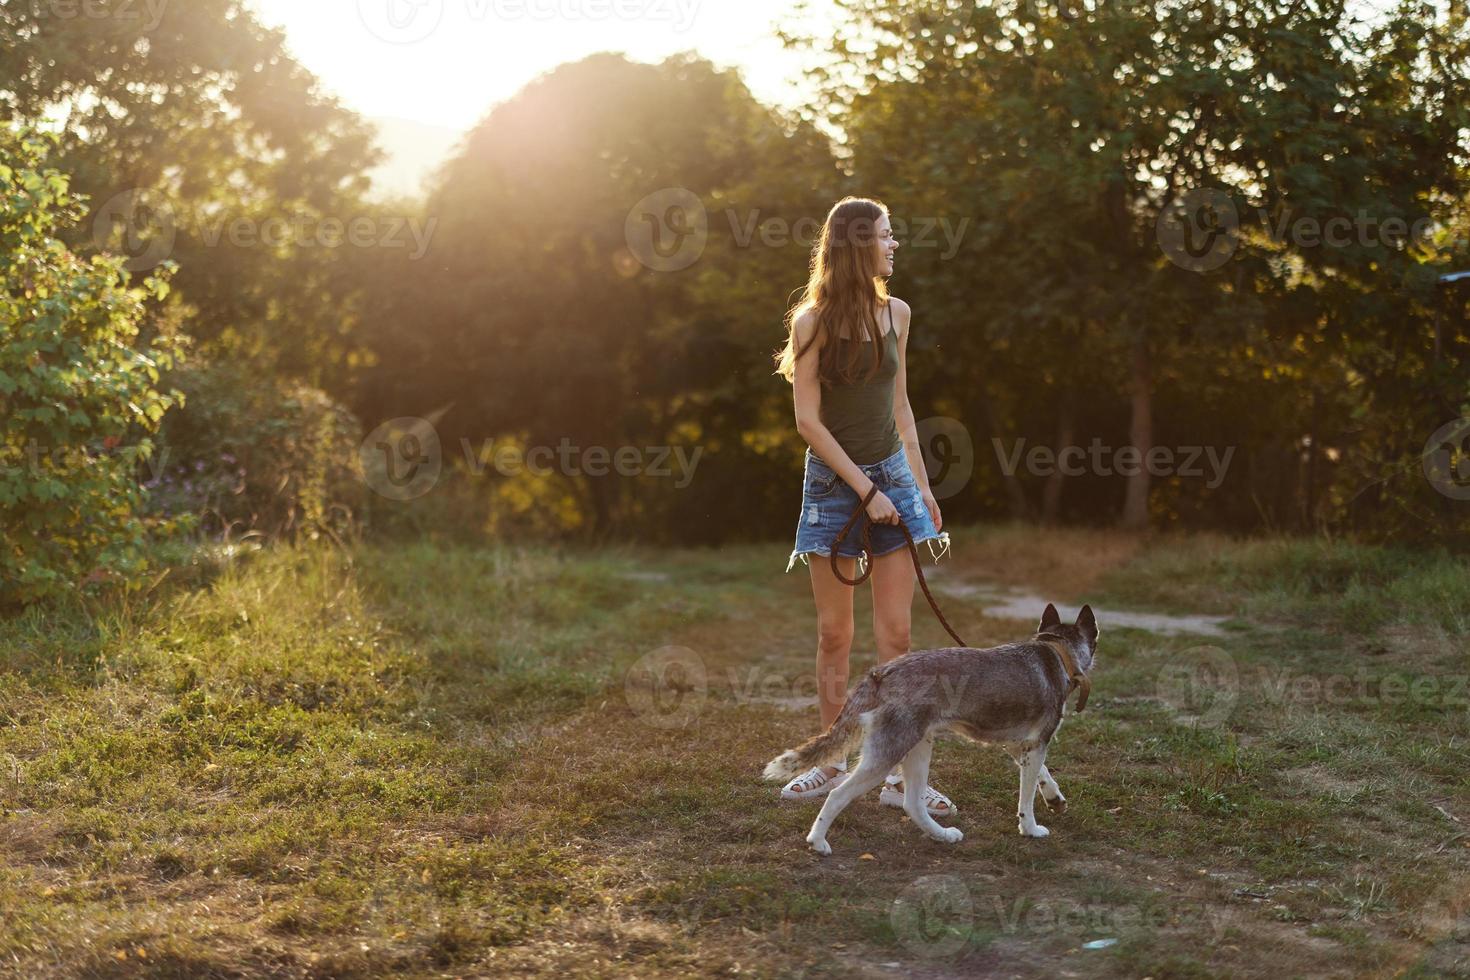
[879,774,957,817]
[780,761,848,800]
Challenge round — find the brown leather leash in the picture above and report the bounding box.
[1036,633,1091,712]
[830,484,967,648]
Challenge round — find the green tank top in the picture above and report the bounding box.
[820,302,903,465]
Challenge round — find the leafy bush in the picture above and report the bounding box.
[145,361,365,541]
[0,128,185,605]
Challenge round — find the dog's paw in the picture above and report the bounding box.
[1019,822,1050,838]
[1043,795,1067,814]
[806,834,832,856]
[933,826,963,844]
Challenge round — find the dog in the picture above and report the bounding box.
[763,603,1098,855]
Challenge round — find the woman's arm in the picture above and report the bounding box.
[792,310,900,523]
[891,299,943,530]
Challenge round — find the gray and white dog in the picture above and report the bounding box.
[763,604,1099,855]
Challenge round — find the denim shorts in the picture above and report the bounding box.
[785,447,952,574]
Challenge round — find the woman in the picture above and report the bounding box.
[772,196,955,815]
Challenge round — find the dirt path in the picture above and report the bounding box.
[929,576,1231,637]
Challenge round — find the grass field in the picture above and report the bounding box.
[1,527,1468,978]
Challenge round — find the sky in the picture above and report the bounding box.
[247,0,835,133]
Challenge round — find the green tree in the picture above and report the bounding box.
[792,0,1470,535]
[0,0,381,384]
[1,128,184,604]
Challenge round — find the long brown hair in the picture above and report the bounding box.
[774,196,891,386]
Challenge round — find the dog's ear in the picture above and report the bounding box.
[1076,604,1098,642]
[1039,603,1061,631]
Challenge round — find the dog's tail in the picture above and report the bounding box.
[762,667,883,781]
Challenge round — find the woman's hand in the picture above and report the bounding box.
[922,489,943,531]
[865,488,901,525]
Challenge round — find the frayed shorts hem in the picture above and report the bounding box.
[785,529,952,575]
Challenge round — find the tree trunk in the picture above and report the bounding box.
[1040,402,1074,526]
[976,389,1031,521]
[1120,338,1152,531]
[586,475,613,539]
[1302,387,1321,530]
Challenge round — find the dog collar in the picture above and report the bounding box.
[1034,633,1091,713]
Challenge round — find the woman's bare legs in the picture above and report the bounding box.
[871,548,915,664]
[870,547,952,811]
[799,553,856,784]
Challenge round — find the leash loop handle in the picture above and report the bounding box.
[829,481,966,648]
[830,484,880,587]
